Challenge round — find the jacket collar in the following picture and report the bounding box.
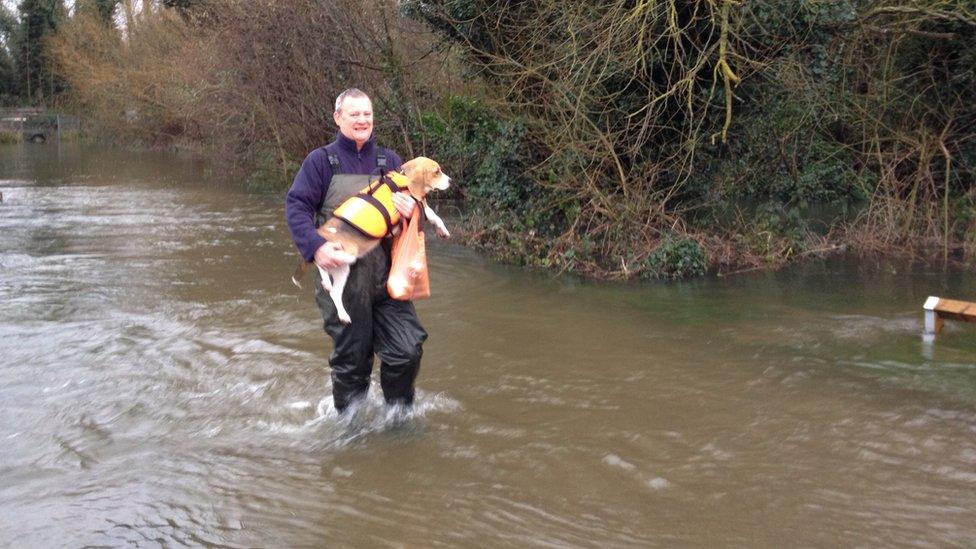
[335,131,376,156]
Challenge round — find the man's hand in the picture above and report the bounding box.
[392,192,416,219]
[314,241,350,269]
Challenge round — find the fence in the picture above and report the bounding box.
[0,108,83,142]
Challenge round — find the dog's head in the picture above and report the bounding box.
[401,157,450,199]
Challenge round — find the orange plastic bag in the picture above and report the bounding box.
[387,205,430,300]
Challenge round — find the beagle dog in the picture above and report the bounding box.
[292,156,451,323]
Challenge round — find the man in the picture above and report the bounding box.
[285,88,427,414]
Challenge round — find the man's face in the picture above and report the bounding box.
[334,95,373,147]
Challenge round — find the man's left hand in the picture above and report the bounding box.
[392,192,416,219]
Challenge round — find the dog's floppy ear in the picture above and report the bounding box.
[400,157,428,198]
[424,163,440,188]
[427,162,450,191]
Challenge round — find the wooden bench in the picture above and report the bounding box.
[923,296,976,336]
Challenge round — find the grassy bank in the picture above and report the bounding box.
[408,0,976,278]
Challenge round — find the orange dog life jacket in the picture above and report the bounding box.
[332,172,412,238]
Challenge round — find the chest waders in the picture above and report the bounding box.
[313,149,428,413]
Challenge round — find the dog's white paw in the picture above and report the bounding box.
[338,311,352,324]
[437,227,451,239]
[334,251,357,265]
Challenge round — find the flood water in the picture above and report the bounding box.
[2,143,975,547]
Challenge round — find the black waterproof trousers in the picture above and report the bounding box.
[314,243,428,413]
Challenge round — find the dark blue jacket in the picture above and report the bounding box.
[285,132,403,261]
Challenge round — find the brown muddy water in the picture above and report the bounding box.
[1,143,975,547]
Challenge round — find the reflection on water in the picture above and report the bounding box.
[2,143,975,546]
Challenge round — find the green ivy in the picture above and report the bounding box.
[644,235,707,279]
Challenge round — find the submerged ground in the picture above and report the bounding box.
[1,144,975,546]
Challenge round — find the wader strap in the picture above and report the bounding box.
[319,145,343,226]
[367,152,388,181]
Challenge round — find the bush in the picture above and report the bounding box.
[417,95,534,209]
[643,236,707,280]
[0,128,21,144]
[50,0,464,186]
[404,0,976,275]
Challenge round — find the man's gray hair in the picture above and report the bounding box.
[335,88,370,114]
